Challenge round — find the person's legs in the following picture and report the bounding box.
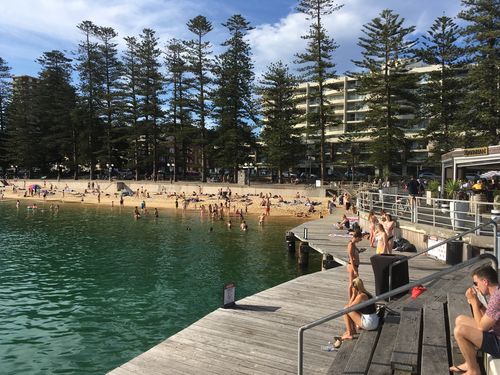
[456,315,478,330]
[342,311,362,340]
[347,265,355,298]
[451,315,483,374]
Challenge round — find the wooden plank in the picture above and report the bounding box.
[421,302,449,375]
[390,307,422,373]
[108,212,452,375]
[367,314,400,375]
[327,338,357,375]
[448,292,472,367]
[343,328,380,374]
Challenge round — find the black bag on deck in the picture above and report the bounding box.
[393,238,417,253]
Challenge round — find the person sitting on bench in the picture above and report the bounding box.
[450,265,500,374]
[336,214,350,229]
[333,277,379,348]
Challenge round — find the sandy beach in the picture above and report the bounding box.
[0,179,338,219]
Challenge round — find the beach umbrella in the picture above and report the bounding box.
[479,171,500,179]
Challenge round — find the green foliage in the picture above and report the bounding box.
[415,16,465,164]
[75,20,105,179]
[295,0,342,182]
[94,26,123,167]
[6,76,42,175]
[35,50,78,173]
[1,4,498,180]
[165,38,194,181]
[122,36,142,180]
[427,180,441,193]
[211,14,256,179]
[137,28,164,180]
[184,15,213,182]
[351,9,419,175]
[259,61,305,182]
[458,0,500,146]
[444,179,461,199]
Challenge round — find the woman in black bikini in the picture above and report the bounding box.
[347,229,363,298]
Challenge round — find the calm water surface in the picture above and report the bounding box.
[0,200,320,374]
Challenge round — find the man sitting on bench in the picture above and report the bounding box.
[451,265,500,374]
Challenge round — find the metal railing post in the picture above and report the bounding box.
[298,328,304,375]
[493,219,499,263]
[432,203,436,227]
[388,263,394,301]
[296,253,498,374]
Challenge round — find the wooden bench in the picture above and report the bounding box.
[327,260,487,375]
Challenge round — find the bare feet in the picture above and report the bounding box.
[449,364,467,373]
[341,333,354,340]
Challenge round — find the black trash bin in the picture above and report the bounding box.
[446,240,464,265]
[370,254,409,298]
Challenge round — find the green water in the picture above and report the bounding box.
[0,200,319,374]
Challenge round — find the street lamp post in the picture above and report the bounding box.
[167,163,175,184]
[106,163,114,182]
[11,165,18,179]
[56,164,62,182]
[244,162,253,186]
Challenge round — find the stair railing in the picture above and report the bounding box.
[297,253,498,375]
[388,218,499,299]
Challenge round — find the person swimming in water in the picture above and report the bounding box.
[259,213,265,225]
[134,206,141,219]
[240,220,248,231]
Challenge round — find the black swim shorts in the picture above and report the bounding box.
[481,331,500,357]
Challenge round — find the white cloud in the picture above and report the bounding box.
[248,13,307,76]
[1,0,213,72]
[1,0,466,77]
[248,0,464,76]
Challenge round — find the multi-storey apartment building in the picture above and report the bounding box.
[294,62,441,177]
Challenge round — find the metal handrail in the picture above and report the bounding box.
[357,190,496,233]
[388,219,499,296]
[297,253,498,375]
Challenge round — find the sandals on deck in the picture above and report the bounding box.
[333,336,343,349]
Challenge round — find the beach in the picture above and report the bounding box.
[0,179,335,219]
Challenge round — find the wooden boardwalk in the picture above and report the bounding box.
[109,213,447,375]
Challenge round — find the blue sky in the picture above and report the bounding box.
[1,0,464,78]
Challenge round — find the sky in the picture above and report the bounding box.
[1,0,465,78]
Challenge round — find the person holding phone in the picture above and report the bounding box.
[450,265,500,374]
